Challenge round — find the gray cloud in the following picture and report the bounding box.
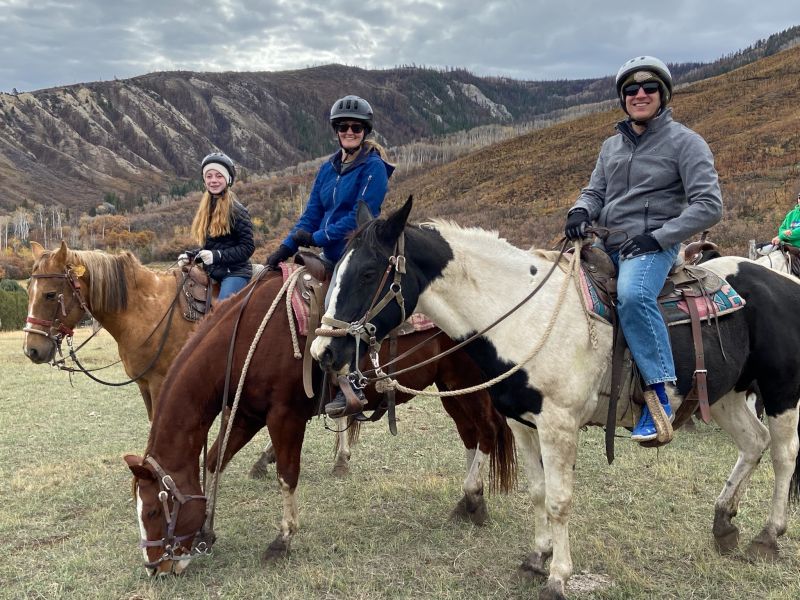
[0,0,796,92]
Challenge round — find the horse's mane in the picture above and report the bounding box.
[66,249,141,313]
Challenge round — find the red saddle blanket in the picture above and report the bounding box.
[280,263,435,336]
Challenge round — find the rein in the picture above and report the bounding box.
[197,266,304,549]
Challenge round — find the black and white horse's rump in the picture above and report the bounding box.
[312,198,800,600]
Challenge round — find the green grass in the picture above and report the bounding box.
[1,330,798,599]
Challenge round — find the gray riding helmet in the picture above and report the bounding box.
[330,95,373,133]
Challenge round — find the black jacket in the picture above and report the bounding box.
[201,199,254,281]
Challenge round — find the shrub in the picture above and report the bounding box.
[0,285,28,331]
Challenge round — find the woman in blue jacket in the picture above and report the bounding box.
[266,95,395,269]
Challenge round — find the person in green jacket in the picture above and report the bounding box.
[771,192,800,248]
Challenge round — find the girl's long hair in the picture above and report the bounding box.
[190,188,238,244]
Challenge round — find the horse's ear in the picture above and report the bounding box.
[54,240,68,262]
[124,454,155,481]
[383,195,413,242]
[356,200,374,228]
[31,241,45,260]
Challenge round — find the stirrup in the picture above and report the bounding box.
[325,384,367,418]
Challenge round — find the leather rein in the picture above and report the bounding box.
[315,232,569,390]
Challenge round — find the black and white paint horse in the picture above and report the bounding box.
[311,198,800,600]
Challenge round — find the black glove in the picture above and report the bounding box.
[292,229,315,247]
[266,244,294,268]
[564,209,591,240]
[619,234,662,259]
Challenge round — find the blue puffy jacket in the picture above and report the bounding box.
[283,146,395,262]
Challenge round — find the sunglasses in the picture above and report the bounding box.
[622,82,661,97]
[336,122,365,134]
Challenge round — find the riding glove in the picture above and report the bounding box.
[196,249,214,265]
[619,234,662,259]
[266,244,294,269]
[564,209,591,240]
[177,253,190,267]
[292,229,315,247]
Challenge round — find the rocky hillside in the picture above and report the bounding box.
[1,25,798,214]
[387,43,800,256]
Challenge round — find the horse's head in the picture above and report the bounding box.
[124,454,208,576]
[23,241,90,364]
[312,197,422,375]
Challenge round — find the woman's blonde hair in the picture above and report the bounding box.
[362,139,390,161]
[190,188,238,244]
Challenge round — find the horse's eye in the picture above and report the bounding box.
[146,508,158,519]
[44,291,57,300]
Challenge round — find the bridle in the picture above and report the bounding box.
[317,234,407,389]
[315,230,568,390]
[23,267,90,352]
[138,456,209,570]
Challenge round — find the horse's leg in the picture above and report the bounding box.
[708,390,771,554]
[332,417,352,477]
[441,396,489,525]
[262,407,307,563]
[747,402,800,560]
[508,420,552,580]
[206,418,264,473]
[249,439,277,480]
[136,381,154,421]
[534,410,579,600]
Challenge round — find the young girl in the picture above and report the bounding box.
[179,152,255,300]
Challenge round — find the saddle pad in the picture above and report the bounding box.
[661,282,746,326]
[579,268,745,326]
[280,263,436,336]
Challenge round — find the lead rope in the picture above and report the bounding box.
[202,268,304,534]
[386,247,583,398]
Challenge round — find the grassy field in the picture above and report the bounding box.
[1,329,799,599]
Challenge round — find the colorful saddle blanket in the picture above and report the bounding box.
[578,268,746,326]
[280,263,435,336]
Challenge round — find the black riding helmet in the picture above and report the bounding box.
[201,152,236,186]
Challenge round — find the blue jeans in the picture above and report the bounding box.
[218,276,249,301]
[611,243,680,386]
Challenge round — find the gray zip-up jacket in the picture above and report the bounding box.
[570,108,722,251]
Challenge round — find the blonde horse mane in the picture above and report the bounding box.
[66,249,141,313]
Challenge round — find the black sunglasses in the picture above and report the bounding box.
[622,82,661,97]
[336,122,365,134]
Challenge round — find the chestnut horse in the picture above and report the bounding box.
[124,269,516,575]
[23,241,193,420]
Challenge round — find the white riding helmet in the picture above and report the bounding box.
[615,56,673,110]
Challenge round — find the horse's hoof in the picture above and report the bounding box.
[449,495,489,526]
[538,580,567,600]
[261,537,290,564]
[746,534,779,562]
[248,456,272,479]
[515,552,551,581]
[331,460,350,478]
[713,521,739,554]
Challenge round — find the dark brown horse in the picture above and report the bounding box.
[124,270,516,574]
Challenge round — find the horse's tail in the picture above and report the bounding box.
[488,412,517,494]
[332,418,362,456]
[790,415,800,504]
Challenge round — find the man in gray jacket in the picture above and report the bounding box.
[564,55,722,444]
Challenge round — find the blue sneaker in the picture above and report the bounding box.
[631,387,675,442]
[631,405,658,441]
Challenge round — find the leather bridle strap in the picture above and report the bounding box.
[139,456,207,569]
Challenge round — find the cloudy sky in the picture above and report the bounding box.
[1,0,797,93]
